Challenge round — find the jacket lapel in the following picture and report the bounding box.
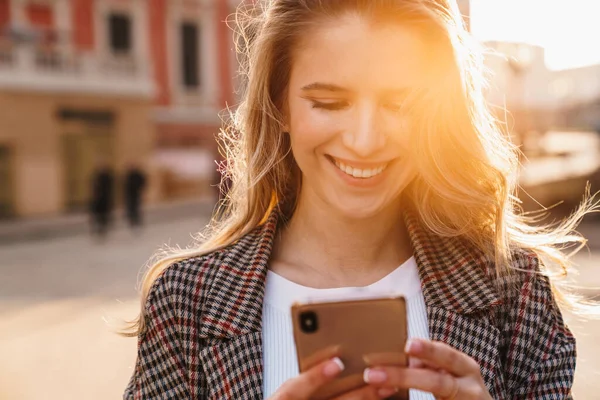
[198,211,278,399]
[404,211,505,394]
[404,211,502,314]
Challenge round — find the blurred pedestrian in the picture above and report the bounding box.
[89,158,115,240]
[124,164,147,232]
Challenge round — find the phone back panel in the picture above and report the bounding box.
[292,296,408,400]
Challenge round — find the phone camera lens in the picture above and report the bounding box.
[299,311,319,334]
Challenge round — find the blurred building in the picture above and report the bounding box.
[485,41,600,133]
[0,0,237,218]
[482,41,552,152]
[549,64,600,130]
[484,42,552,111]
[484,40,600,138]
[151,0,237,201]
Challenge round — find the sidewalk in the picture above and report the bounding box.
[0,197,216,245]
[2,194,600,247]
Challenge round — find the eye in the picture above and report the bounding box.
[311,100,350,111]
[383,101,405,113]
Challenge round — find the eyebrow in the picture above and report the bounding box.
[301,82,349,92]
[382,88,416,98]
[301,83,417,98]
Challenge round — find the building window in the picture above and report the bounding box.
[181,22,200,89]
[108,13,132,54]
[27,3,54,29]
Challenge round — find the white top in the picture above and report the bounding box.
[262,257,435,399]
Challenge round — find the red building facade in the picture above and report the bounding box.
[148,0,237,148]
[0,0,239,217]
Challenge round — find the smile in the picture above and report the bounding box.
[331,157,388,179]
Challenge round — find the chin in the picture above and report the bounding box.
[329,197,390,220]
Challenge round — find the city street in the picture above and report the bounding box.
[0,214,209,400]
[0,213,599,399]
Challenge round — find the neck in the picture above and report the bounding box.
[274,191,413,287]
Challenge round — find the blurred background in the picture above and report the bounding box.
[0,0,599,398]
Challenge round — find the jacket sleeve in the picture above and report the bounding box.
[505,254,576,399]
[124,271,190,399]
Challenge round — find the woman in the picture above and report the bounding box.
[123,1,593,398]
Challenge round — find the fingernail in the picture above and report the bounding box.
[405,338,422,353]
[378,387,398,398]
[323,357,344,377]
[363,368,388,384]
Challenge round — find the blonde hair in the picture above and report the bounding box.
[122,0,597,336]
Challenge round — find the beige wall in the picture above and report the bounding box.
[0,92,156,217]
[484,42,552,110]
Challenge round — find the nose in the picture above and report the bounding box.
[342,102,387,158]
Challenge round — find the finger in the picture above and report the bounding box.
[408,356,425,369]
[405,339,480,376]
[271,358,344,400]
[408,356,441,371]
[303,345,342,370]
[364,367,458,398]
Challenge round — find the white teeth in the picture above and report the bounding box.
[332,159,387,179]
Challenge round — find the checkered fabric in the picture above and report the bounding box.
[124,209,575,399]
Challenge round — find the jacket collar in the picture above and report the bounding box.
[200,207,501,338]
[199,211,278,338]
[403,211,502,314]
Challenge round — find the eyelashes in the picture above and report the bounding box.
[310,101,349,111]
[310,100,406,113]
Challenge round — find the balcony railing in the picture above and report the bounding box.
[0,34,154,97]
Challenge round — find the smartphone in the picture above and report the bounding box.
[291,295,408,400]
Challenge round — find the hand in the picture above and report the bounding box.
[363,338,493,400]
[270,353,398,400]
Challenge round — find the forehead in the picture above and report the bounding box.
[290,14,431,92]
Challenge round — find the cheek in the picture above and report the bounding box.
[289,102,339,152]
[381,114,412,147]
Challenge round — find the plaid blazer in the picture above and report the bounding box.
[124,210,576,399]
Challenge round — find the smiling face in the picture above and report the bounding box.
[286,13,430,219]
